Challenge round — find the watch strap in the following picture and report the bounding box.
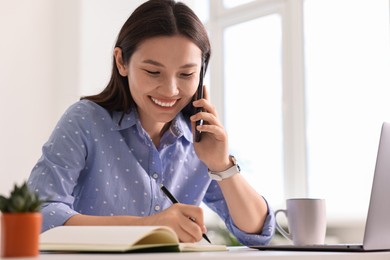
[208,156,240,181]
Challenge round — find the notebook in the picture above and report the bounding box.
[39,226,227,253]
[252,122,390,252]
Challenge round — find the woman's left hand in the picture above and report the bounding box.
[190,87,232,172]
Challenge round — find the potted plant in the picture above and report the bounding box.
[0,181,44,257]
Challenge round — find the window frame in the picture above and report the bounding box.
[205,0,308,202]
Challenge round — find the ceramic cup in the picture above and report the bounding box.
[275,198,326,246]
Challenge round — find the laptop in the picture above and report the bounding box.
[252,122,390,252]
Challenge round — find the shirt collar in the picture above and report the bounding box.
[110,109,193,143]
[170,112,193,143]
[110,110,137,131]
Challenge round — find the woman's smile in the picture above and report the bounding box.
[150,96,179,108]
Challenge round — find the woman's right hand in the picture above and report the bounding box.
[143,203,207,242]
[64,204,206,242]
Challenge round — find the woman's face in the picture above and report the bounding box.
[125,35,202,128]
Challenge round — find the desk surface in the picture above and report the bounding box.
[2,247,390,260]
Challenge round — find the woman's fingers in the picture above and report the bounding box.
[147,203,205,242]
[192,98,218,118]
[177,215,203,242]
[178,204,205,241]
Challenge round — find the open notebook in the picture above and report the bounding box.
[253,122,390,252]
[40,226,227,253]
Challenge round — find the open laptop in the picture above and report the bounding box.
[252,122,390,252]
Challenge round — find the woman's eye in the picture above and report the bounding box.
[180,72,195,78]
[145,70,160,75]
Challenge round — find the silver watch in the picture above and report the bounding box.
[208,155,241,181]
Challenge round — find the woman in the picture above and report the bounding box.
[28,0,275,245]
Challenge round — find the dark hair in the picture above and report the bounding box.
[82,0,211,123]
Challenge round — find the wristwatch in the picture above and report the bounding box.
[208,155,241,181]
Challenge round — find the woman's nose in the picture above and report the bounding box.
[162,77,179,96]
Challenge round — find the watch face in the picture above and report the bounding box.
[230,155,237,165]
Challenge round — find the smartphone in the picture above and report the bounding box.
[194,64,205,142]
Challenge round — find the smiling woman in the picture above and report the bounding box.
[26,0,275,247]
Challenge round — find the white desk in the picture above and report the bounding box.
[3,247,390,260]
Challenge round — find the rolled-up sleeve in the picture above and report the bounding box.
[225,201,275,246]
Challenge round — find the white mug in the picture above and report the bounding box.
[275,198,327,245]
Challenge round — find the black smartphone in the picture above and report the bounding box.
[194,64,205,142]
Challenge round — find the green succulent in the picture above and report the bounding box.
[0,181,44,213]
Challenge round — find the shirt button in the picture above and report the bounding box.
[154,205,161,211]
[152,173,158,179]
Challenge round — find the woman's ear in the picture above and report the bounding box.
[114,47,128,77]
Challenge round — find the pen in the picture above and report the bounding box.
[160,184,212,244]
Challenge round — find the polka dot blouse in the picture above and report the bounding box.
[28,100,275,246]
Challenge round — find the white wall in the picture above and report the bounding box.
[0,0,144,194]
[1,0,58,194]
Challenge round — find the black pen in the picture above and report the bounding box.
[160,184,212,244]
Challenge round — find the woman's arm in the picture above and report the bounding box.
[216,171,268,233]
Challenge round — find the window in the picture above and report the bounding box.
[205,0,390,222]
[304,0,390,219]
[224,15,284,205]
[205,0,305,212]
[223,0,255,9]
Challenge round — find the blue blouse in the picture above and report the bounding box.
[28,100,275,246]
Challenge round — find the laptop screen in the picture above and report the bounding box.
[363,122,390,250]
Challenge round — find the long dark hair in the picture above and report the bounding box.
[82,0,211,124]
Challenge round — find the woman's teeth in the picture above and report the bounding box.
[151,97,176,107]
